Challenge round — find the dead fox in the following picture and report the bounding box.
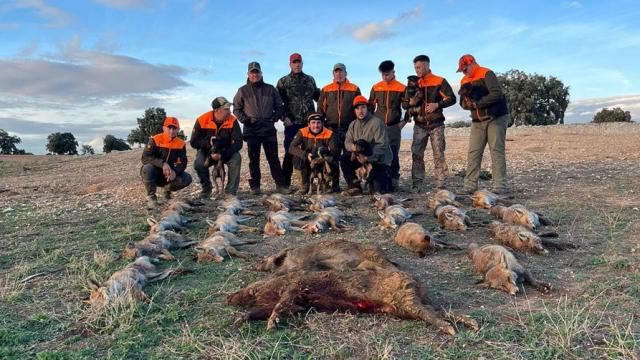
[218,196,257,216]
[206,213,258,234]
[194,231,258,263]
[123,230,198,260]
[227,268,478,335]
[489,221,575,253]
[378,205,417,229]
[263,211,308,236]
[426,190,461,210]
[308,194,340,211]
[147,209,188,233]
[434,204,472,231]
[470,190,498,209]
[302,207,350,234]
[262,193,302,212]
[490,204,552,231]
[85,256,187,308]
[468,243,551,295]
[254,239,397,273]
[395,222,462,257]
[373,193,411,210]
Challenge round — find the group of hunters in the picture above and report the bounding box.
[141,53,510,209]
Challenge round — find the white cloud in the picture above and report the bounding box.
[565,1,582,8]
[337,6,423,43]
[92,0,153,9]
[564,94,640,123]
[1,0,73,28]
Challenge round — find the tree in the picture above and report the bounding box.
[46,132,78,155]
[0,129,25,155]
[103,135,132,153]
[81,144,95,155]
[498,70,570,126]
[592,107,632,123]
[128,107,167,146]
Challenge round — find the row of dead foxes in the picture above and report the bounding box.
[84,188,576,335]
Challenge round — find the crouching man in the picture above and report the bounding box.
[191,96,243,198]
[340,96,392,195]
[288,112,340,194]
[141,116,192,209]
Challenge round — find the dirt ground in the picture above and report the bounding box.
[1,122,639,359]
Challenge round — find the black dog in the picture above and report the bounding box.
[308,146,333,195]
[459,84,492,121]
[351,139,374,193]
[203,136,226,196]
[403,75,424,123]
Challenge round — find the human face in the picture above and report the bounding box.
[290,60,303,74]
[381,70,395,83]
[462,63,477,77]
[333,69,346,83]
[164,125,178,139]
[308,119,323,133]
[414,61,430,77]
[248,70,262,83]
[354,104,368,120]
[214,108,230,122]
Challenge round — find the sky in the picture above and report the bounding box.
[1,0,639,154]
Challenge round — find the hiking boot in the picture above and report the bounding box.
[458,187,477,195]
[162,188,172,201]
[276,186,292,195]
[296,184,310,195]
[331,185,341,194]
[391,178,399,191]
[492,187,513,198]
[199,190,212,200]
[251,188,261,196]
[146,195,158,210]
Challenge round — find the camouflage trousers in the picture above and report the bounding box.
[464,113,508,190]
[411,125,448,188]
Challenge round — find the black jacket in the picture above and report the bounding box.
[233,79,284,138]
[189,112,243,162]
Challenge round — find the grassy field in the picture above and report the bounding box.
[1,124,639,359]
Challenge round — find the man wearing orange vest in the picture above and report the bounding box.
[318,63,362,191]
[191,96,243,198]
[288,112,340,194]
[408,54,456,191]
[368,60,406,190]
[457,54,510,195]
[141,116,192,209]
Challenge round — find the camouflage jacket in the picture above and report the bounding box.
[276,72,320,126]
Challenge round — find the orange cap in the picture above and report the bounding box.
[352,95,369,107]
[457,54,476,72]
[163,116,180,128]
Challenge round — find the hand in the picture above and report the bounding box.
[351,144,356,152]
[398,120,407,129]
[425,102,439,113]
[283,117,293,127]
[162,162,171,178]
[168,169,176,181]
[211,153,221,161]
[307,153,314,163]
[461,97,476,109]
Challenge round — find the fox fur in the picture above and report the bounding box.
[194,231,258,263]
[147,209,187,233]
[373,193,410,210]
[218,196,257,216]
[395,222,462,257]
[468,243,551,295]
[378,205,416,229]
[426,190,461,210]
[489,221,575,253]
[263,211,308,236]
[490,204,552,231]
[262,194,302,212]
[434,204,471,231]
[470,190,498,209]
[206,213,258,234]
[123,230,197,260]
[309,195,340,211]
[302,207,349,234]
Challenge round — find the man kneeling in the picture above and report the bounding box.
[141,116,192,209]
[288,112,340,194]
[191,96,243,198]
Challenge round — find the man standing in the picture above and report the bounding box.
[191,96,243,198]
[368,60,406,190]
[457,54,510,195]
[408,55,456,191]
[141,116,192,209]
[341,95,392,194]
[233,61,289,195]
[288,112,340,194]
[318,63,361,192]
[276,53,320,189]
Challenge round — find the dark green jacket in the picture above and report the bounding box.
[276,72,320,126]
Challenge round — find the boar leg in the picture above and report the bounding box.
[266,288,304,331]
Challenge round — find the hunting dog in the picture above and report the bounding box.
[351,139,374,193]
[459,83,492,122]
[403,75,423,123]
[203,137,226,196]
[308,146,333,195]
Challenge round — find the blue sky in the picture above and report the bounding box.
[1,0,639,153]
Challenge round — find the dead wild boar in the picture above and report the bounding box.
[378,205,416,229]
[85,256,187,308]
[254,239,397,273]
[468,243,551,295]
[227,269,478,335]
[395,222,462,257]
[263,211,308,236]
[490,204,552,231]
[123,230,197,260]
[206,213,258,234]
[194,231,258,263]
[426,190,461,210]
[470,189,498,209]
[302,207,350,234]
[373,193,411,210]
[434,204,471,231]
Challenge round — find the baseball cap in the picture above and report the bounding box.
[211,96,232,110]
[290,53,302,63]
[307,112,324,122]
[333,63,346,72]
[457,54,476,72]
[248,61,261,72]
[163,116,180,129]
[352,95,368,107]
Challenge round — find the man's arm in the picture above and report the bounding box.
[189,120,208,150]
[287,131,307,160]
[368,120,388,164]
[221,121,243,162]
[344,122,355,152]
[272,86,284,122]
[368,87,378,113]
[233,89,250,124]
[310,77,320,102]
[317,89,327,117]
[141,138,164,168]
[438,79,457,109]
[276,77,293,120]
[174,145,188,174]
[476,70,504,109]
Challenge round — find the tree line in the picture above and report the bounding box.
[0,70,634,155]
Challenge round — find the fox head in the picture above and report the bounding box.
[486,254,519,295]
[490,205,507,219]
[264,221,286,236]
[122,242,139,259]
[512,207,539,230]
[195,250,224,263]
[85,278,108,307]
[443,210,468,231]
[516,230,547,254]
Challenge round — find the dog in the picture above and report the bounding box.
[459,84,492,121]
[202,137,226,197]
[395,222,462,257]
[308,146,333,195]
[403,75,424,123]
[351,139,374,193]
[468,243,551,295]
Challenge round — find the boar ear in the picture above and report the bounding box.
[378,211,385,219]
[147,217,157,226]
